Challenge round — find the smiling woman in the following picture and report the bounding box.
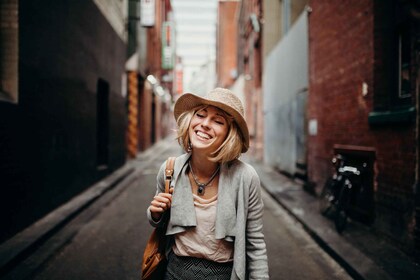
[189,106,229,153]
[145,88,269,279]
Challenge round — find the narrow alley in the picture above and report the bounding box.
[1,1,420,279]
[1,138,350,280]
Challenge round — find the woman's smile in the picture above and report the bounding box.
[195,130,212,141]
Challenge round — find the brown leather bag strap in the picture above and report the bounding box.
[164,157,176,193]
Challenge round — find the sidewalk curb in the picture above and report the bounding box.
[251,162,393,280]
[0,164,135,276]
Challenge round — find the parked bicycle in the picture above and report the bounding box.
[319,154,367,233]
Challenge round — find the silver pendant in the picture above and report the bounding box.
[197,184,205,195]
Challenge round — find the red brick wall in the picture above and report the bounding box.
[144,0,172,145]
[308,0,375,186]
[237,0,264,160]
[139,80,153,151]
[308,0,416,245]
[217,1,238,88]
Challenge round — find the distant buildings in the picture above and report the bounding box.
[172,0,218,93]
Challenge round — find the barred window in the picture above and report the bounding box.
[398,23,411,99]
[369,0,416,125]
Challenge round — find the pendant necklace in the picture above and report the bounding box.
[188,161,220,196]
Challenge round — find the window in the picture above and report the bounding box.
[369,0,415,125]
[0,0,18,103]
[398,23,411,99]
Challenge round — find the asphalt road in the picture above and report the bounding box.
[17,139,351,280]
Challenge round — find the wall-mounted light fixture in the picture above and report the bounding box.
[146,74,157,85]
[250,13,260,33]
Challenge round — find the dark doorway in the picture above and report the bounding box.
[334,145,376,225]
[97,78,109,169]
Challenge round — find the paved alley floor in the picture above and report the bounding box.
[3,138,351,279]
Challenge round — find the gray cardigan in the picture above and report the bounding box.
[147,153,269,280]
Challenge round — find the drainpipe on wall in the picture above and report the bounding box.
[416,69,420,251]
[415,44,420,251]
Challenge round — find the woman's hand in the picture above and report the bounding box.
[149,188,173,221]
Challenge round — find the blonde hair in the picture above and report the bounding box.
[176,105,244,163]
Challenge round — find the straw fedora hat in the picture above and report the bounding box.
[174,88,249,152]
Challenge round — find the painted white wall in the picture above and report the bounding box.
[263,11,308,174]
[188,57,216,95]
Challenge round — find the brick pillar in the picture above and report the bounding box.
[127,71,139,158]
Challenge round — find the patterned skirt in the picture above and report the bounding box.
[164,251,233,280]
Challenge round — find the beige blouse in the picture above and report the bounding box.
[172,194,234,263]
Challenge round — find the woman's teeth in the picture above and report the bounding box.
[196,131,211,139]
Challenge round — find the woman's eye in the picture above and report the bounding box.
[196,113,205,118]
[215,120,225,125]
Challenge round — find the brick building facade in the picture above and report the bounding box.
[216,1,239,89]
[237,0,264,160]
[307,0,419,252]
[126,0,174,155]
[0,0,128,243]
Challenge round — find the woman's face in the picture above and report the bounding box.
[189,106,229,155]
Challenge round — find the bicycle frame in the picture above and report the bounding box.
[319,154,367,233]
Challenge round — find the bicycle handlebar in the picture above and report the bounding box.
[339,166,360,175]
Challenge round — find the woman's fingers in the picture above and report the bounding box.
[149,191,174,221]
[151,200,169,210]
[155,193,172,205]
[150,192,172,212]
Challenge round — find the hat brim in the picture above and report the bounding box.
[174,93,249,153]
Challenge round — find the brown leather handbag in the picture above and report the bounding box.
[141,157,175,280]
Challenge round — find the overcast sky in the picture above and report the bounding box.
[172,0,218,90]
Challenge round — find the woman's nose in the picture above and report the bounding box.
[201,117,210,128]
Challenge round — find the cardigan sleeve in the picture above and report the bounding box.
[245,169,269,279]
[146,160,167,227]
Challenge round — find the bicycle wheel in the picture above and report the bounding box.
[334,180,351,233]
[319,177,336,215]
[334,208,347,233]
